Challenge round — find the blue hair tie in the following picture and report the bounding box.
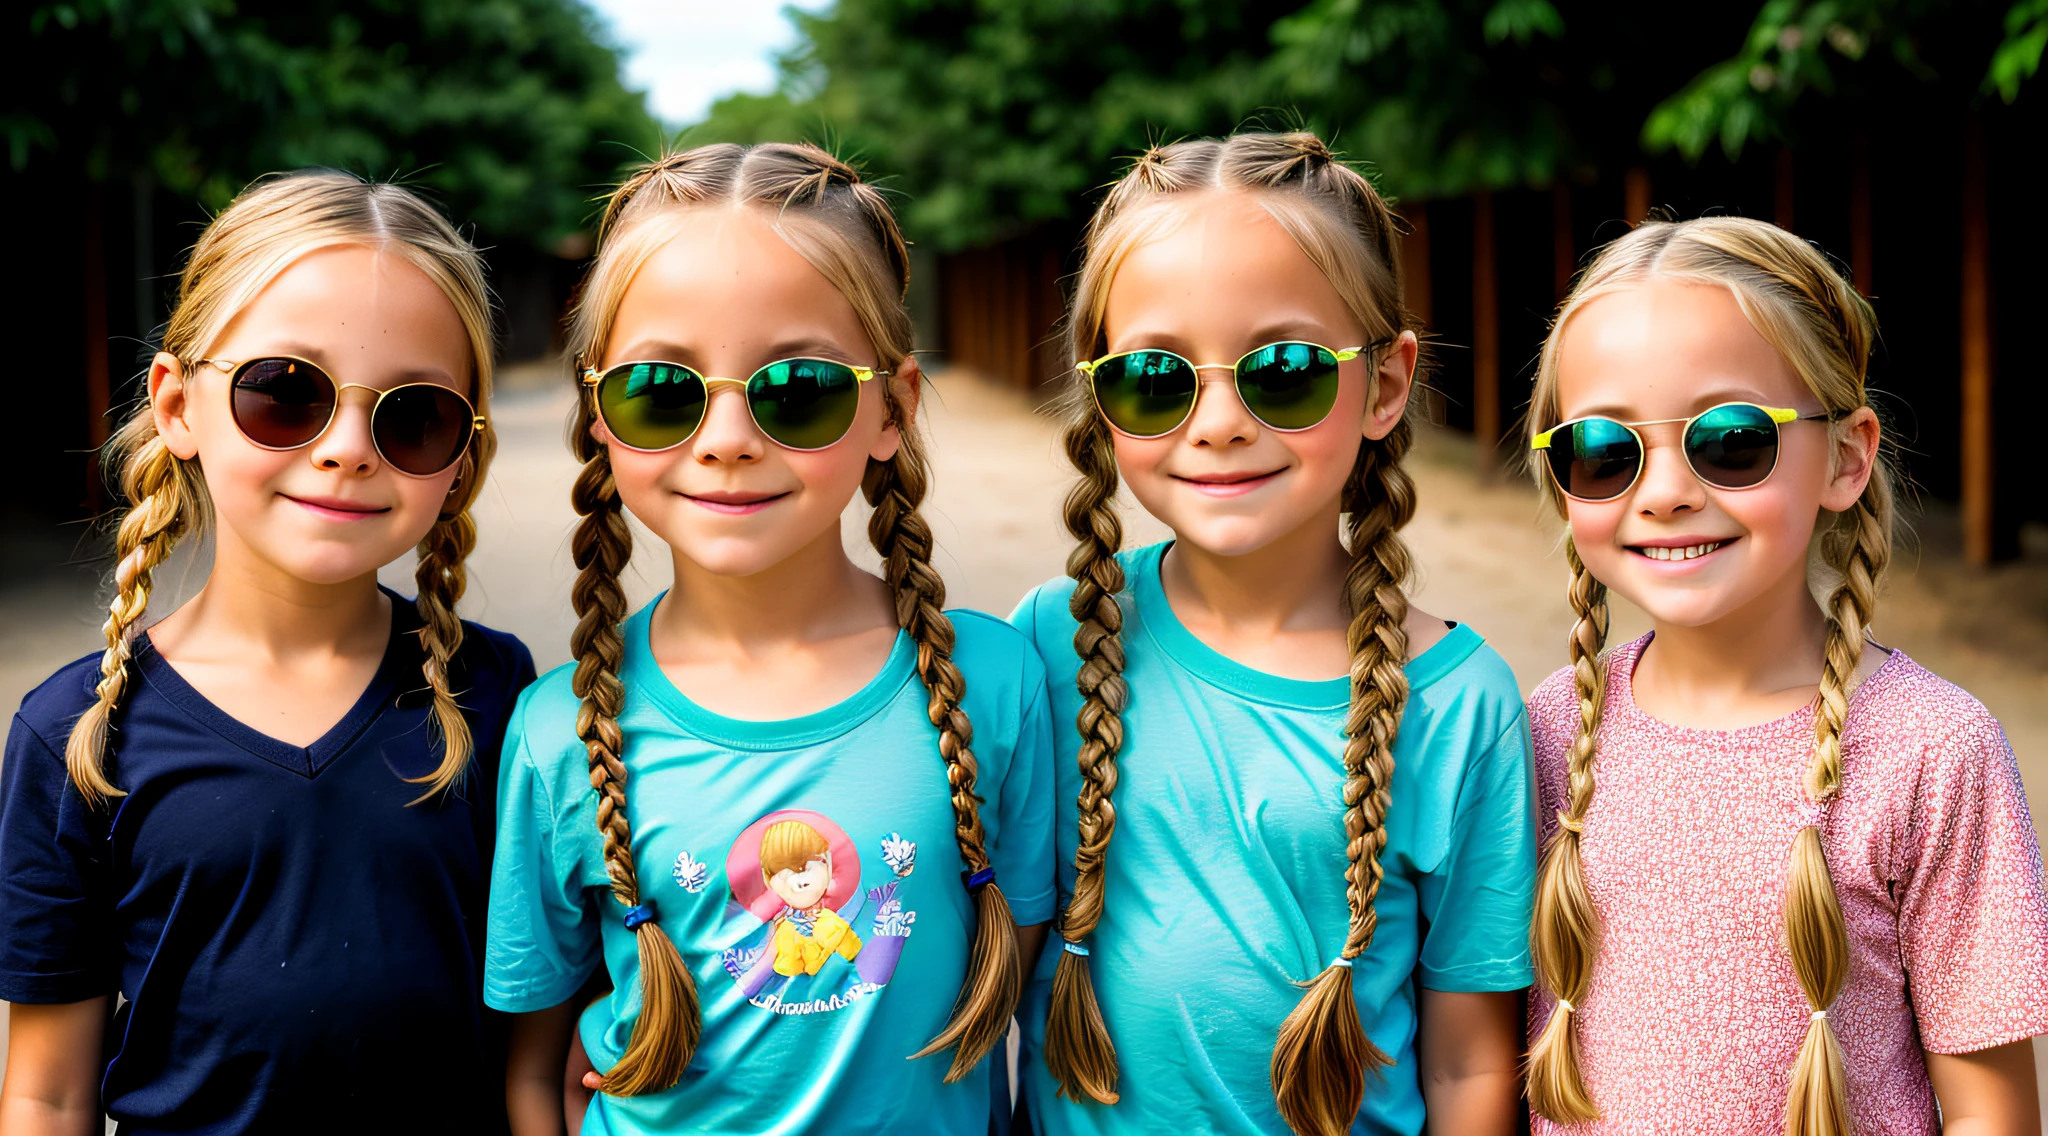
[965,867,996,890]
[1062,940,1090,957]
[1329,957,1353,970]
[623,902,658,930]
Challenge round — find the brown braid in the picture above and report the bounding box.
[865,396,1024,1082]
[569,415,700,1096]
[1042,408,1129,1105]
[1524,537,1607,1122]
[1270,413,1417,1136]
[64,425,197,806]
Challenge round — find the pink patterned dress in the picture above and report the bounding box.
[1527,634,2048,1135]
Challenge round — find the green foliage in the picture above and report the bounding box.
[1987,0,2048,101]
[9,0,658,246]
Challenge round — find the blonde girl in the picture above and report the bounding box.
[483,142,1054,1135]
[1522,216,2048,1135]
[1012,131,1536,1136]
[0,172,532,1134]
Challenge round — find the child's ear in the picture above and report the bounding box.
[1820,406,1882,512]
[1361,331,1420,442]
[151,353,201,460]
[868,353,921,464]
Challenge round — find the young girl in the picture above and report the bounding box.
[1013,132,1535,1136]
[483,143,1054,1135]
[1522,216,2048,1135]
[0,172,532,1133]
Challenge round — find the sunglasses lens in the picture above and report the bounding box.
[1551,418,1643,501]
[1092,350,1198,437]
[1686,404,1780,489]
[748,359,863,450]
[374,385,474,475]
[231,358,335,449]
[598,363,707,451]
[1236,342,1343,430]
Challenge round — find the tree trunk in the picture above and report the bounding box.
[1774,146,1796,233]
[1624,168,1652,227]
[1472,190,1499,477]
[1552,183,1575,301]
[1959,118,1994,566]
[84,183,110,512]
[1849,133,1873,296]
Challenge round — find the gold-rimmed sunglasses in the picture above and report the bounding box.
[199,356,483,477]
[581,357,889,452]
[1077,339,1387,438]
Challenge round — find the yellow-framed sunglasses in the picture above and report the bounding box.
[1532,401,1846,502]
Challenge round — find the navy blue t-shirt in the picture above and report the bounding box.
[0,589,535,1134]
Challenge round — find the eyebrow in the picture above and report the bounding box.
[607,337,872,373]
[1104,321,1350,360]
[1564,383,1795,420]
[223,346,460,390]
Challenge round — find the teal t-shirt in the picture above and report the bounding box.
[485,598,1056,1136]
[1012,542,1535,1136]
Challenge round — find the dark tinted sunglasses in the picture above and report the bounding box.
[1531,401,1847,502]
[1077,339,1386,438]
[200,356,483,477]
[581,357,887,452]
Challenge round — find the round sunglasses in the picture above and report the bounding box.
[1077,339,1387,438]
[199,356,483,477]
[582,357,889,453]
[1531,401,1847,502]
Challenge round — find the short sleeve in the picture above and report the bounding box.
[1416,714,1538,992]
[0,716,119,1004]
[990,666,1057,927]
[1897,716,2048,1053]
[484,718,602,1013]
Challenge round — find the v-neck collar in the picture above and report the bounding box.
[134,588,414,778]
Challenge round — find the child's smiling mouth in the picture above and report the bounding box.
[1627,537,1736,563]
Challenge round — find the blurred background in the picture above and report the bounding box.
[4,0,2047,1118]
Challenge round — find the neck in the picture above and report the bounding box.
[1160,500,1351,636]
[1639,562,1831,701]
[169,527,390,660]
[656,521,893,653]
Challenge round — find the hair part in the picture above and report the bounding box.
[64,170,496,809]
[1523,216,1890,1134]
[1049,131,1422,1135]
[561,142,1020,1095]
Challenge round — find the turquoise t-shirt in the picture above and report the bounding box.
[485,598,1056,1136]
[1012,542,1535,1136]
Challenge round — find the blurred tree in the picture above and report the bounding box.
[8,0,658,246]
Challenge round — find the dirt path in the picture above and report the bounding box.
[4,365,2045,1112]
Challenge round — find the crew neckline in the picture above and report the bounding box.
[135,586,412,777]
[1612,631,1906,740]
[1130,541,1484,711]
[622,594,919,750]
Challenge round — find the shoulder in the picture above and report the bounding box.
[501,662,588,777]
[1852,651,2011,771]
[1011,575,1078,648]
[13,652,106,750]
[947,608,1050,702]
[455,619,536,685]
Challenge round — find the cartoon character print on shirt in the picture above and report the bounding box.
[673,808,917,1015]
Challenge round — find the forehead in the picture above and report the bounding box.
[213,244,470,375]
[1555,277,1807,418]
[1102,190,1359,346]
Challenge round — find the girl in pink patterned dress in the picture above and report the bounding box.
[1520,216,2048,1136]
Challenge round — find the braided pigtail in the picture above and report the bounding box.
[570,415,700,1095]
[1270,413,1417,1136]
[863,396,1023,1081]
[1042,408,1130,1105]
[1784,466,1889,1136]
[1524,538,1608,1122]
[64,417,200,807]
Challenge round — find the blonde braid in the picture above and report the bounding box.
[1525,537,1607,1122]
[1270,418,1416,1136]
[406,501,474,803]
[64,422,198,807]
[570,423,699,1096]
[1783,478,1888,1136]
[864,405,1023,1081]
[1042,409,1128,1106]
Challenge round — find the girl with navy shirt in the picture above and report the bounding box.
[0,172,533,1133]
[483,143,1053,1135]
[1016,132,1535,1136]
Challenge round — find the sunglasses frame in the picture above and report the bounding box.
[1075,339,1385,439]
[580,357,889,453]
[1530,401,1846,502]
[198,355,485,478]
